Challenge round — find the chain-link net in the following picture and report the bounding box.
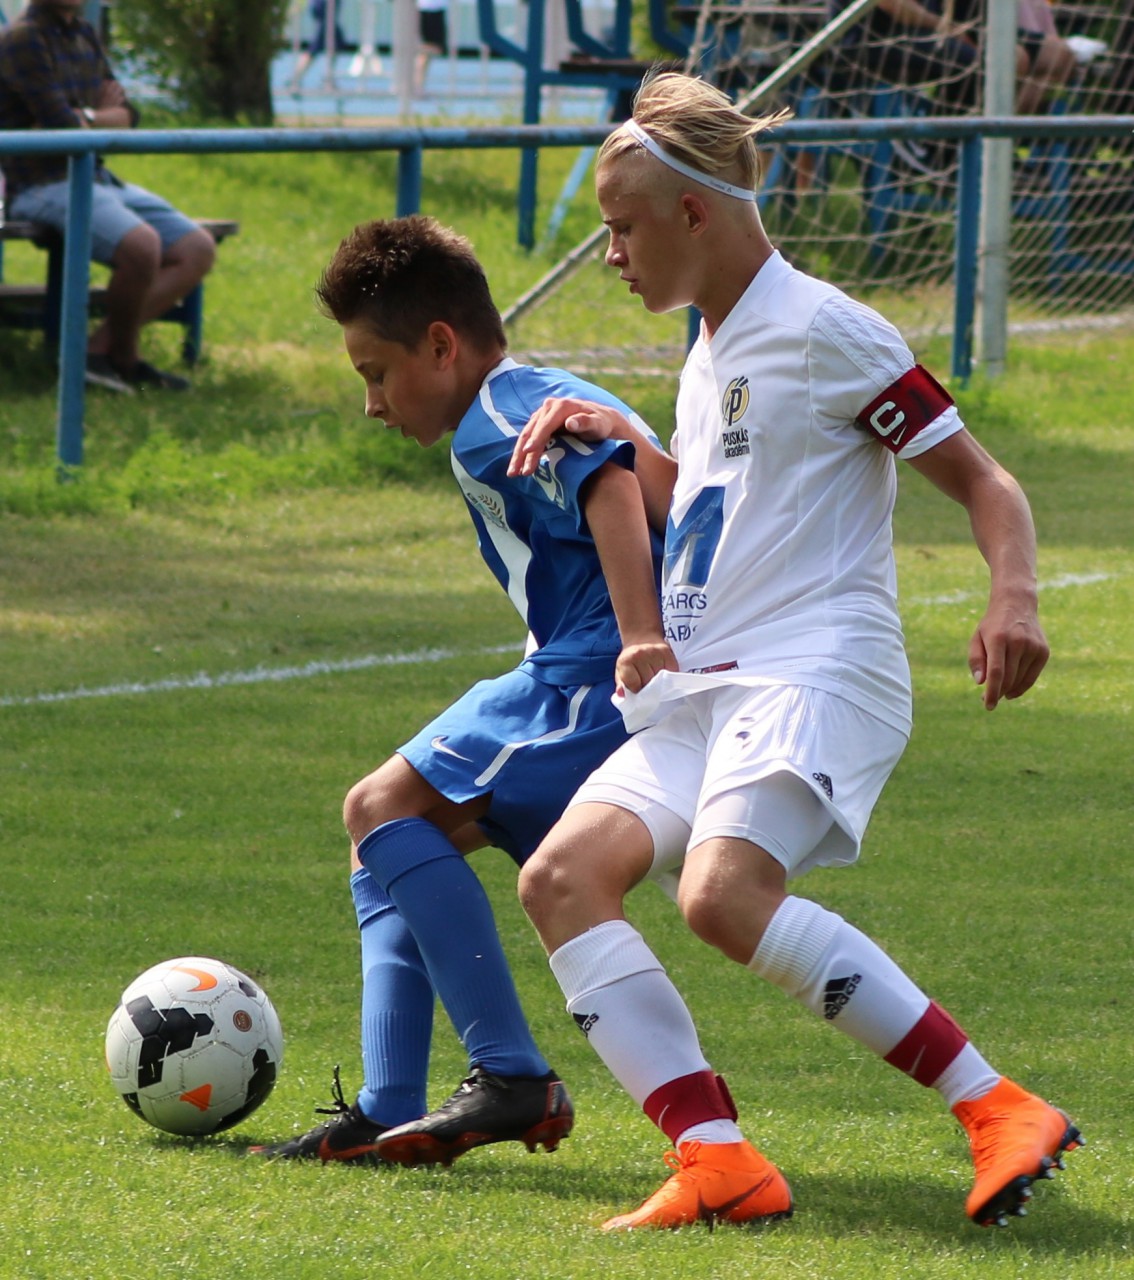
[508,0,1134,370]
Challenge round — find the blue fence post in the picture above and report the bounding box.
[56,150,95,472]
[396,145,423,216]
[517,1,547,249]
[0,115,1129,474]
[951,134,982,385]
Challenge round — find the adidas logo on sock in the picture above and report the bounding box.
[823,973,862,1020]
[572,1011,599,1037]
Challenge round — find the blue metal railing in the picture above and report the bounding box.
[1,114,1131,468]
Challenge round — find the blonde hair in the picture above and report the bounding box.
[599,70,791,192]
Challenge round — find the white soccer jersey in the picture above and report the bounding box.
[626,251,962,737]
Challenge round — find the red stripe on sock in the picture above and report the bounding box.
[643,1070,737,1144]
[883,1000,968,1086]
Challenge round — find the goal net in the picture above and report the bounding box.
[507,0,1134,373]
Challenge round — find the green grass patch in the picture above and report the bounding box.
[0,142,680,513]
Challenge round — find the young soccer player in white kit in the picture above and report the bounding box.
[510,71,1082,1232]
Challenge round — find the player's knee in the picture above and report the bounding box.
[677,880,733,949]
[342,778,371,840]
[516,846,564,926]
[519,835,601,934]
[342,770,399,842]
[677,875,782,961]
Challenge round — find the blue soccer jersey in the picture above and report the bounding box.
[451,358,662,686]
[396,358,664,861]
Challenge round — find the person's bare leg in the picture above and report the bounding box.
[289,49,313,90]
[138,227,216,324]
[1017,35,1077,114]
[87,223,159,367]
[88,227,214,370]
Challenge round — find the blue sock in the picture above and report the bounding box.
[356,818,550,1079]
[350,869,433,1128]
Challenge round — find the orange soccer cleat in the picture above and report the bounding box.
[602,1140,793,1231]
[953,1076,1083,1227]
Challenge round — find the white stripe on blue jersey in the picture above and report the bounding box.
[451,358,663,686]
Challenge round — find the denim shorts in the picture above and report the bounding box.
[8,168,199,264]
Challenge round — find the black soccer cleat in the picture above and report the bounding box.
[374,1065,574,1167]
[247,1066,388,1165]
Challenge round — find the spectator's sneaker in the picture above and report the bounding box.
[953,1076,1083,1227]
[602,1139,793,1231]
[122,359,190,392]
[84,353,134,395]
[247,1068,388,1164]
[374,1066,573,1167]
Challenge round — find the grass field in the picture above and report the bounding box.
[1,144,1132,1278]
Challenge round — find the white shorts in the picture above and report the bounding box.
[569,682,908,885]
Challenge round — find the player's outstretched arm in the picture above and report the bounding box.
[909,429,1049,709]
[582,461,678,694]
[510,397,677,534]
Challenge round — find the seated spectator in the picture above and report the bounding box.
[830,0,983,111]
[0,0,215,392]
[1015,0,1079,113]
[830,0,1078,114]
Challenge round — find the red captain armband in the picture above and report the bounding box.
[855,364,954,454]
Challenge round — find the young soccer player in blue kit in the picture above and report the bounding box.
[250,215,666,1166]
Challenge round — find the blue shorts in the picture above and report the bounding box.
[399,666,630,866]
[8,169,199,265]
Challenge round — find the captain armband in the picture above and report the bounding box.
[855,364,954,455]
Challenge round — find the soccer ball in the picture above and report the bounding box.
[105,955,284,1136]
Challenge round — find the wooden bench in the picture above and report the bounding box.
[0,216,239,365]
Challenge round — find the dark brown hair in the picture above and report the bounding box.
[316,215,506,351]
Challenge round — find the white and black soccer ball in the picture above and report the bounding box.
[105,956,284,1136]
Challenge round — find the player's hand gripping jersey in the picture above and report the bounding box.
[642,252,961,736]
[452,358,663,686]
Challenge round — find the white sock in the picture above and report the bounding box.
[932,1044,1000,1109]
[749,897,929,1052]
[549,919,712,1108]
[676,1118,745,1146]
[749,896,987,1100]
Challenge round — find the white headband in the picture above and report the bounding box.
[623,120,757,203]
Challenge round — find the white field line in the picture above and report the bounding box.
[0,643,522,710]
[1,571,1117,710]
[909,570,1114,607]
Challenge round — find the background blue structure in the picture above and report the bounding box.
[1,112,1132,468]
